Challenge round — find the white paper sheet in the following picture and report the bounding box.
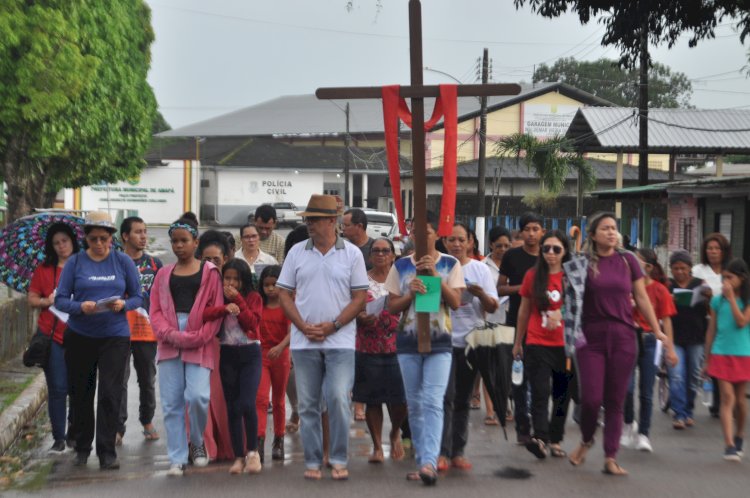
[690,284,711,307]
[49,305,69,323]
[654,339,664,367]
[366,295,386,316]
[94,295,121,313]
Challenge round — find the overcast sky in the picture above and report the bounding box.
[146,0,750,130]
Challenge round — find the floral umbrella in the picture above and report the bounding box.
[0,212,120,292]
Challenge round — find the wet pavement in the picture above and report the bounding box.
[6,374,750,498]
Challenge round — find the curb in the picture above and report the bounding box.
[0,373,47,454]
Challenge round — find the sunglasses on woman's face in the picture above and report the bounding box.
[542,244,563,255]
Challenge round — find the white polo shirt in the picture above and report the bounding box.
[277,236,369,350]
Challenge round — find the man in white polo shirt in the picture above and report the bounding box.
[277,194,368,481]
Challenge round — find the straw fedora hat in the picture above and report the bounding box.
[297,194,339,218]
[83,211,116,232]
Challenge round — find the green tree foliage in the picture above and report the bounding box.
[534,58,693,108]
[0,0,158,220]
[514,0,750,69]
[495,133,596,210]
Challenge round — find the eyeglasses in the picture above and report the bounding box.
[371,248,392,254]
[542,245,563,255]
[86,235,110,244]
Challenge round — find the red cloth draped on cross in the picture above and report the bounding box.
[381,84,458,237]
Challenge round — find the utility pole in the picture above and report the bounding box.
[476,48,489,253]
[344,102,350,206]
[637,13,649,245]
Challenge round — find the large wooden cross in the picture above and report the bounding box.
[317,0,520,352]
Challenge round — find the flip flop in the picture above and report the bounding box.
[418,464,437,486]
[304,468,322,480]
[406,471,421,481]
[331,467,349,481]
[602,459,628,476]
[142,426,160,441]
[549,444,567,458]
[525,438,548,459]
[484,415,500,426]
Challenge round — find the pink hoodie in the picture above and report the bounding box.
[150,262,224,370]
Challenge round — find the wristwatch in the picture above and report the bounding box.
[333,320,343,331]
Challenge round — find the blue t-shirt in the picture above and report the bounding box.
[710,295,750,357]
[55,250,143,338]
[384,253,464,354]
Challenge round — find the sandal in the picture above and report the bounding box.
[451,456,472,470]
[286,415,300,434]
[525,437,548,459]
[470,394,481,410]
[331,466,349,481]
[418,464,438,486]
[602,458,628,476]
[406,471,421,481]
[569,439,594,467]
[142,425,160,441]
[304,468,322,480]
[437,455,450,472]
[484,414,500,426]
[549,444,567,458]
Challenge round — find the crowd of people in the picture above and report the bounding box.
[27,198,750,484]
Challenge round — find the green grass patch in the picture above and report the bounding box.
[0,375,39,414]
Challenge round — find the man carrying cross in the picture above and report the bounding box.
[316,0,520,485]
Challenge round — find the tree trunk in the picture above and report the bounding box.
[3,142,52,222]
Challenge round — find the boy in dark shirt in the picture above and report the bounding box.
[499,212,544,444]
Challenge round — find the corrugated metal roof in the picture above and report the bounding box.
[566,108,750,154]
[591,175,750,199]
[401,157,686,182]
[158,82,612,138]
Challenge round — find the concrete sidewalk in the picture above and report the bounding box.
[0,354,47,455]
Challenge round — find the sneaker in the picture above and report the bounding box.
[73,452,89,467]
[257,436,265,463]
[635,434,653,452]
[48,440,66,454]
[190,442,208,467]
[166,464,185,476]
[619,423,636,449]
[244,451,262,474]
[724,446,741,462]
[271,436,284,461]
[99,457,120,470]
[734,436,744,457]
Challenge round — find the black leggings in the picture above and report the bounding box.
[220,343,262,458]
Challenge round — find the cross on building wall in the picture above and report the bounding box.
[316,0,520,352]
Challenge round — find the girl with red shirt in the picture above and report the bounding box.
[28,222,79,453]
[203,258,263,474]
[254,265,291,463]
[513,230,573,460]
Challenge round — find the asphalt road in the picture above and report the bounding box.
[7,225,749,497]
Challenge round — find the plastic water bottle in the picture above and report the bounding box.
[702,379,714,407]
[512,356,524,386]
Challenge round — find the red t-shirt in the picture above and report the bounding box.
[633,280,676,332]
[260,306,290,348]
[519,269,564,347]
[29,264,67,344]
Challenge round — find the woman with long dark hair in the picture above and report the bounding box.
[28,222,80,453]
[563,212,676,476]
[513,230,574,460]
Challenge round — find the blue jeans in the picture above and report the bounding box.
[398,352,452,468]
[624,332,657,436]
[292,348,354,469]
[668,344,704,421]
[158,358,211,466]
[43,339,69,442]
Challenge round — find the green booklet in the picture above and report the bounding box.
[414,275,442,313]
[672,288,692,307]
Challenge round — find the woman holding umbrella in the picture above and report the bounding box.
[28,222,79,453]
[55,211,143,470]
